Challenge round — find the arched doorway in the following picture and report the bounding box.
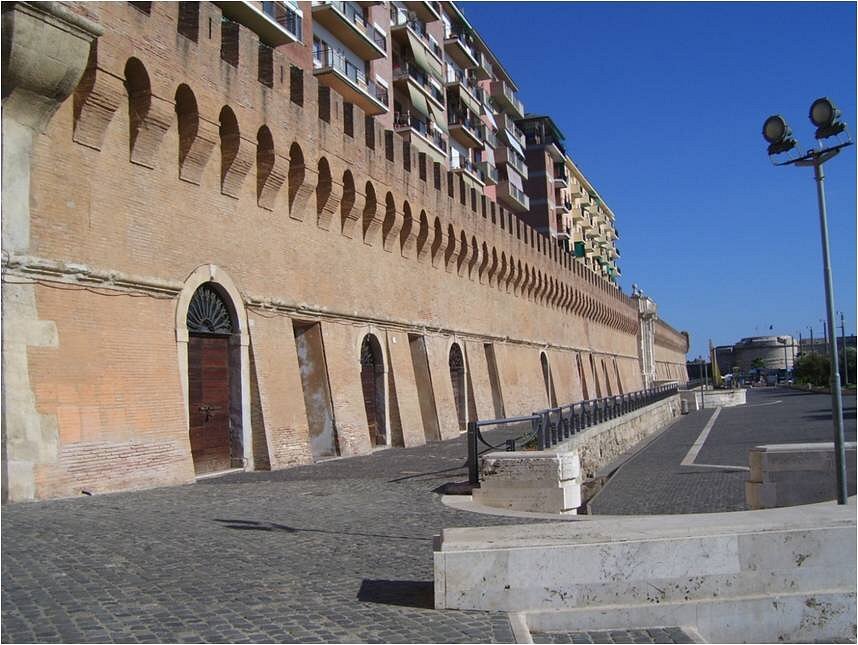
[186,284,238,475]
[360,334,386,447]
[449,343,466,432]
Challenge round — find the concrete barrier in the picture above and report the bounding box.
[679,388,746,411]
[472,396,679,514]
[746,442,857,509]
[434,500,856,643]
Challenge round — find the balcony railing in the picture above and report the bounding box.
[500,181,529,210]
[394,112,447,153]
[497,112,525,144]
[483,128,498,148]
[445,66,479,96]
[392,59,445,105]
[313,0,387,52]
[390,6,443,60]
[525,131,566,155]
[497,146,527,177]
[553,163,568,184]
[444,28,477,66]
[263,1,303,41]
[313,47,388,105]
[450,156,485,183]
[491,80,524,118]
[479,160,499,184]
[448,111,482,137]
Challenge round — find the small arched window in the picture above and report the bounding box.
[187,285,234,334]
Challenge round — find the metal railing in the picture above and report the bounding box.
[313,47,387,105]
[390,6,443,59]
[264,0,303,41]
[448,110,482,137]
[313,1,386,51]
[445,28,476,60]
[467,383,679,484]
[394,111,447,153]
[392,59,445,105]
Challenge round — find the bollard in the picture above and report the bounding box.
[681,399,689,415]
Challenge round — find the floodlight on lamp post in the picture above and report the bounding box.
[762,98,852,505]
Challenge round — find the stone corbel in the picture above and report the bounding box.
[477,248,489,284]
[73,63,124,150]
[431,229,447,269]
[444,235,459,273]
[129,93,174,169]
[362,199,385,246]
[340,190,365,239]
[400,219,418,259]
[179,114,219,186]
[457,241,471,277]
[288,164,318,221]
[220,135,255,198]
[316,176,343,230]
[495,259,508,289]
[487,253,498,287]
[381,207,403,252]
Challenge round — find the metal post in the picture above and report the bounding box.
[840,312,849,387]
[467,421,479,485]
[812,159,847,505]
[810,326,814,354]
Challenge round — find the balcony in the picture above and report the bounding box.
[392,59,445,109]
[553,163,568,187]
[524,130,565,161]
[311,1,386,59]
[496,112,525,146]
[450,156,485,186]
[313,47,388,116]
[489,80,524,120]
[448,111,483,148]
[494,145,528,180]
[394,111,447,157]
[215,1,302,45]
[444,29,478,69]
[554,199,572,214]
[479,160,499,185]
[497,180,530,213]
[445,66,480,105]
[390,6,444,62]
[475,50,493,81]
[482,128,498,149]
[403,0,441,22]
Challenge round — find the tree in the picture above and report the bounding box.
[751,357,766,370]
[793,353,830,387]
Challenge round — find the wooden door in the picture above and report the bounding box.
[188,335,232,475]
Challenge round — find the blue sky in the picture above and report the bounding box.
[461,2,857,360]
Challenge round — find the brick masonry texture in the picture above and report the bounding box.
[2,1,689,502]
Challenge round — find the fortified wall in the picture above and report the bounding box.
[1,1,689,502]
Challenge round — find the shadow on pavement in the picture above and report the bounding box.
[213,518,433,542]
[357,579,435,609]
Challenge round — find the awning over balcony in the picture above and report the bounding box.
[504,130,524,157]
[457,86,480,116]
[427,103,447,134]
[407,85,429,119]
[482,104,497,129]
[407,32,444,84]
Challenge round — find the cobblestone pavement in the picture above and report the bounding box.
[589,387,857,515]
[2,429,532,644]
[530,628,695,644]
[6,390,853,643]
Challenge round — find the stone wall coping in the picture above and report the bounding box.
[435,497,856,552]
[751,442,857,453]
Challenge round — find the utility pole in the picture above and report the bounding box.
[809,326,814,354]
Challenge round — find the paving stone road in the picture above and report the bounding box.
[589,387,857,515]
[4,388,853,643]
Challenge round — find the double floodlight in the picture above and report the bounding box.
[763,97,849,156]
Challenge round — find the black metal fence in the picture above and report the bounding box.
[466,383,679,485]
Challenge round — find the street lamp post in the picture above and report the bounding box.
[838,312,849,387]
[762,97,851,505]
